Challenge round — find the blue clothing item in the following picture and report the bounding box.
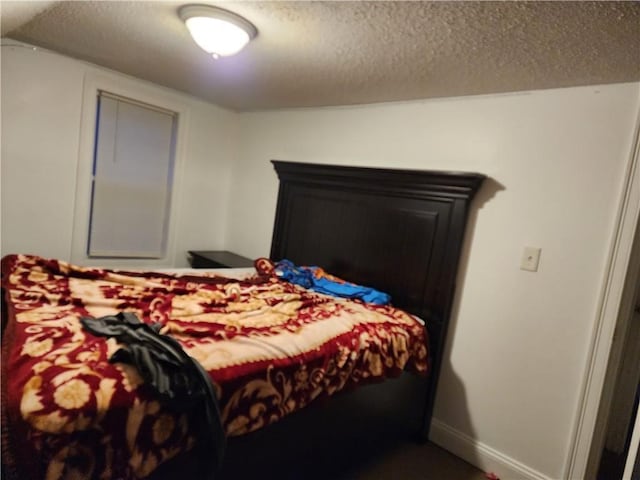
[274,259,391,305]
[275,259,314,288]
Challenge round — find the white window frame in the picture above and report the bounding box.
[71,71,189,268]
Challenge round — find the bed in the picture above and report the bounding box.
[1,161,484,479]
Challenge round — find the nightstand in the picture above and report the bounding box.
[188,250,254,269]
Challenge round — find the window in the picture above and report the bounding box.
[87,92,177,258]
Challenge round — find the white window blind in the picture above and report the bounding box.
[88,93,177,258]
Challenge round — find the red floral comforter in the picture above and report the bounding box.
[1,254,428,479]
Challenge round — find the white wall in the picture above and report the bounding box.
[1,43,238,267]
[226,84,640,479]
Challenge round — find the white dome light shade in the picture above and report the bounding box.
[179,5,257,58]
[185,17,249,57]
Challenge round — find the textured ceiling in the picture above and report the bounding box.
[2,1,639,111]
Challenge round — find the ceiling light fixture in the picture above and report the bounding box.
[179,5,257,59]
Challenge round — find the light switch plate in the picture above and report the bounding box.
[521,246,541,272]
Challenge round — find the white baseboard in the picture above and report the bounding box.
[429,418,553,480]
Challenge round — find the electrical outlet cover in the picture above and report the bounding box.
[521,246,541,272]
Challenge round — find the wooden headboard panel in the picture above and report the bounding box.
[270,160,484,436]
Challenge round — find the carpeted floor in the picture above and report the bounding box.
[220,437,487,480]
[345,441,487,480]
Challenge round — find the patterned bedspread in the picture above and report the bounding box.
[1,254,428,479]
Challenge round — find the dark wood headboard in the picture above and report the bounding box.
[270,160,484,437]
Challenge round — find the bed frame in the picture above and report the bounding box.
[213,161,486,478]
[269,160,485,440]
[23,159,481,480]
